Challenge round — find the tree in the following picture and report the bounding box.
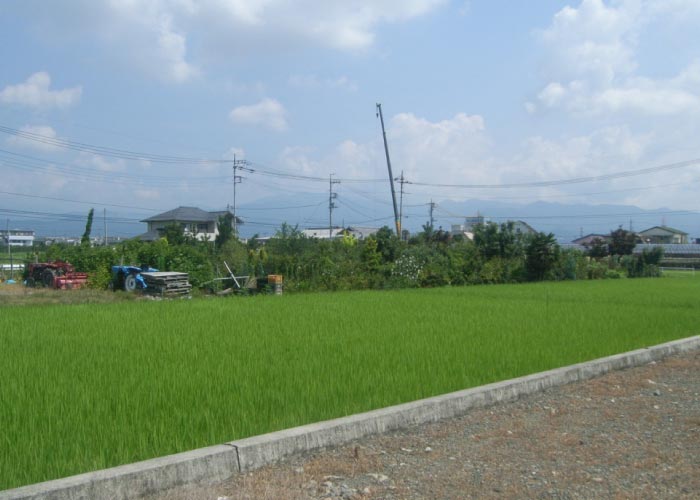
[215,212,234,247]
[473,221,523,260]
[586,237,609,258]
[161,222,186,245]
[361,237,381,273]
[81,208,94,246]
[609,227,636,256]
[374,226,401,263]
[525,232,560,281]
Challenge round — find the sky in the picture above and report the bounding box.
[1,0,700,239]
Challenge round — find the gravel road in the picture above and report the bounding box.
[151,350,700,500]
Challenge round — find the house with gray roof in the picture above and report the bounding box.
[637,226,688,244]
[138,206,243,242]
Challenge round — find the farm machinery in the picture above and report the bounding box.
[111,265,158,292]
[25,261,89,289]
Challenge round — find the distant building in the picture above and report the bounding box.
[451,216,536,240]
[637,226,688,244]
[511,220,536,236]
[301,227,344,239]
[451,214,488,239]
[0,229,35,247]
[138,206,243,242]
[344,226,379,240]
[572,233,610,246]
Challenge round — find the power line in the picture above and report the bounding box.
[410,158,700,189]
[0,190,163,212]
[0,124,229,165]
[0,207,143,224]
[0,149,228,186]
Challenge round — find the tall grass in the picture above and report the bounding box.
[1,277,698,489]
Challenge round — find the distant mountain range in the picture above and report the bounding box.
[17,195,700,244]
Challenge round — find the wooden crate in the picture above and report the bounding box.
[141,272,192,297]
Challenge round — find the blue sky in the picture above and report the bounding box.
[2,0,700,238]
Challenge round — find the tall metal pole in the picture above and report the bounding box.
[376,103,401,236]
[103,208,107,246]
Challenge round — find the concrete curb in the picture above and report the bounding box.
[3,335,699,499]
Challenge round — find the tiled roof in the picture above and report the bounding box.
[141,207,214,223]
[141,207,243,224]
[638,226,688,235]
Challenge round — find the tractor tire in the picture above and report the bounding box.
[123,273,138,292]
[42,269,56,288]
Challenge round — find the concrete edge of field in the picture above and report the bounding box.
[2,335,699,500]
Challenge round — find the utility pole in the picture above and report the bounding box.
[329,174,340,238]
[232,155,253,238]
[394,171,408,240]
[103,208,107,246]
[6,219,12,280]
[376,103,401,237]
[429,200,436,229]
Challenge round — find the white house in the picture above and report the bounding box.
[301,227,345,239]
[301,226,380,240]
[138,207,243,242]
[0,229,35,247]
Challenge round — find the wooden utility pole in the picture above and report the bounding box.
[376,103,401,236]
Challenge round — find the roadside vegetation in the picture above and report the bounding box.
[1,276,698,489]
[6,221,664,293]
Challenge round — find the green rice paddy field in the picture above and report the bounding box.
[1,277,699,489]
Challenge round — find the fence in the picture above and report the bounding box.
[659,266,696,276]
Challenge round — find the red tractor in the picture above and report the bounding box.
[25,261,89,289]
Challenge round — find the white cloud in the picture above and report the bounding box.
[76,152,126,173]
[134,189,161,201]
[225,147,246,159]
[10,1,445,83]
[203,0,448,51]
[386,112,492,189]
[102,2,199,83]
[516,126,650,183]
[533,0,700,116]
[5,125,60,151]
[229,98,288,131]
[288,74,358,92]
[0,72,82,109]
[278,111,493,195]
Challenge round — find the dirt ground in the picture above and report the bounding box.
[0,282,135,306]
[148,350,700,500]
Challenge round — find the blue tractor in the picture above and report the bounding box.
[111,265,158,292]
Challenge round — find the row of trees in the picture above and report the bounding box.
[32,218,663,292]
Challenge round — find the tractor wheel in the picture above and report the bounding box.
[42,269,56,288]
[123,273,138,292]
